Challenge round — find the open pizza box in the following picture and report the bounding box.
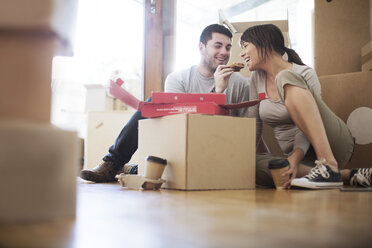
[109,78,265,118]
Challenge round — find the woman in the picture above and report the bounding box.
[239,24,371,189]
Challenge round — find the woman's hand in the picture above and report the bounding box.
[282,148,304,188]
[214,65,234,93]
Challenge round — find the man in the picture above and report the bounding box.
[80,24,250,183]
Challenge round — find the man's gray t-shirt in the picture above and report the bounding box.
[164,65,250,117]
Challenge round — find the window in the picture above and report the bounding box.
[51,0,143,137]
[175,0,314,71]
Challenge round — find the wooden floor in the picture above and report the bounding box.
[0,181,371,248]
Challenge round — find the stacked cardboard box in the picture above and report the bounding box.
[315,0,372,169]
[319,71,372,169]
[0,0,79,222]
[314,0,370,76]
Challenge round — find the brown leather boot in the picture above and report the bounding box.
[80,161,122,183]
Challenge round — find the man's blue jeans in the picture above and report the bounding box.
[102,97,151,167]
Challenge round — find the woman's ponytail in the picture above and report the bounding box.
[284,47,305,65]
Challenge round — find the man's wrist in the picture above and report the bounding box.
[215,88,224,93]
[211,85,225,93]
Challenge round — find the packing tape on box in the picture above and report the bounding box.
[0,120,78,222]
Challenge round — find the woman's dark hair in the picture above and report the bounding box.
[200,24,232,45]
[240,24,304,65]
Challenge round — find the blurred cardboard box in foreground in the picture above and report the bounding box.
[0,0,77,122]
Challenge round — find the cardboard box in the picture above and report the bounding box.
[362,41,372,71]
[84,84,107,112]
[314,0,370,76]
[0,121,78,222]
[84,111,138,169]
[319,71,372,169]
[138,113,256,190]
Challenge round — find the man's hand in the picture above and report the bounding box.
[214,65,234,93]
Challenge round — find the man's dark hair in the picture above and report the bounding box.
[199,24,232,45]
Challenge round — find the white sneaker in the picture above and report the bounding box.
[291,159,343,189]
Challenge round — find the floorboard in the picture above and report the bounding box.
[0,181,371,248]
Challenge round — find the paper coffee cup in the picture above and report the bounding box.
[268,159,290,190]
[144,155,167,180]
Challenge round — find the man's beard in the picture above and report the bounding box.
[203,56,219,73]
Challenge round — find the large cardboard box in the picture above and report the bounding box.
[138,114,256,190]
[314,0,370,76]
[319,71,372,169]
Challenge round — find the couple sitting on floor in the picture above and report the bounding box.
[80,23,371,190]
